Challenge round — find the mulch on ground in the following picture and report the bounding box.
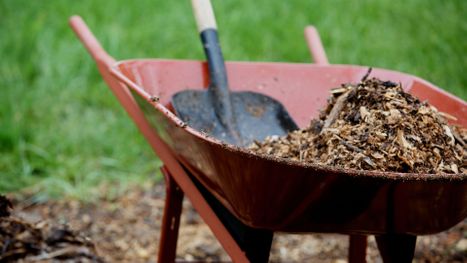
[1,185,466,262]
[0,196,102,262]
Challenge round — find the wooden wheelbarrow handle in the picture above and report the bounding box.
[304,26,329,65]
[69,15,114,68]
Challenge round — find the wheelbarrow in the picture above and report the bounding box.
[69,16,467,262]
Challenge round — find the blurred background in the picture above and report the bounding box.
[1,0,466,199]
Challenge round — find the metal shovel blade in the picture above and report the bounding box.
[172,89,298,146]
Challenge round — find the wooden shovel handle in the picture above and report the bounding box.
[191,0,217,32]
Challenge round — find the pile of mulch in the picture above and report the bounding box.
[2,186,466,262]
[250,69,466,174]
[0,195,103,262]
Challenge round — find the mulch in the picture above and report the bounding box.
[1,186,466,262]
[0,196,102,262]
[250,69,466,174]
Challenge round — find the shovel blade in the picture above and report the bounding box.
[172,90,298,146]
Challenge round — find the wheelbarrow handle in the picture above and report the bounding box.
[69,15,114,68]
[304,26,329,65]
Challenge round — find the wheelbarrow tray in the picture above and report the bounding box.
[111,59,467,235]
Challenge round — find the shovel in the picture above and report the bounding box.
[172,0,298,147]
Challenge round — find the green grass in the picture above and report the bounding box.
[1,0,466,199]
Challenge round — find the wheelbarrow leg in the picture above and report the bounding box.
[158,166,184,263]
[348,235,367,263]
[375,234,417,263]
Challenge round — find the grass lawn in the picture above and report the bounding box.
[1,0,466,199]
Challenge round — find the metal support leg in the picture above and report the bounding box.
[348,235,367,263]
[375,234,417,263]
[158,166,184,263]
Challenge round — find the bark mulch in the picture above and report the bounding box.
[250,69,466,174]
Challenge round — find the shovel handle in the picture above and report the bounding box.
[190,0,228,91]
[191,0,217,32]
[190,0,228,89]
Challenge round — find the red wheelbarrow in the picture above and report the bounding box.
[69,16,466,262]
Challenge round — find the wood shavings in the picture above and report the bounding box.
[250,75,466,174]
[359,106,371,122]
[397,129,413,149]
[443,125,455,146]
[321,91,350,131]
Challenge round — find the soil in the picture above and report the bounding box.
[250,70,466,174]
[2,185,466,262]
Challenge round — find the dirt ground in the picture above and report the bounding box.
[7,183,466,262]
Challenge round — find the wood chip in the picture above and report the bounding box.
[321,91,350,132]
[250,75,466,174]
